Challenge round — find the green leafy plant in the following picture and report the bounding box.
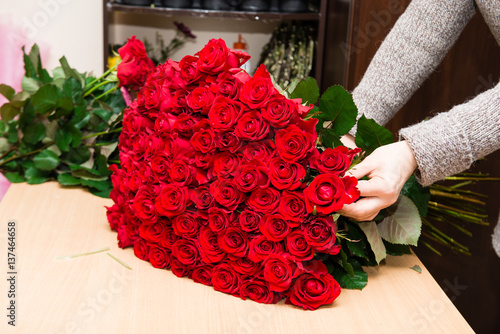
[0,44,125,197]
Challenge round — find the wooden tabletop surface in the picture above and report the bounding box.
[0,182,473,334]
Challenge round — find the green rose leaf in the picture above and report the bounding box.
[4,172,25,183]
[57,173,82,186]
[401,175,431,217]
[32,84,63,114]
[22,123,46,145]
[0,84,15,101]
[33,149,60,171]
[355,115,393,155]
[318,85,358,137]
[290,77,319,105]
[23,45,38,79]
[63,76,83,102]
[24,166,49,184]
[22,76,41,94]
[7,121,18,144]
[383,240,412,256]
[331,258,368,290]
[65,146,90,165]
[378,195,422,246]
[358,221,387,264]
[55,127,72,152]
[0,103,20,122]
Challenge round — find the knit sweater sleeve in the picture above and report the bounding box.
[351,0,476,127]
[400,83,500,186]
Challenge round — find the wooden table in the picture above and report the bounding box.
[0,182,473,334]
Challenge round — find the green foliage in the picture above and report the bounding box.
[0,44,123,197]
[290,77,319,105]
[355,115,393,155]
[401,175,431,217]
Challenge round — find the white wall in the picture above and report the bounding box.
[0,0,103,75]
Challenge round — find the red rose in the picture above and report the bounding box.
[212,263,241,296]
[303,174,348,215]
[138,219,164,244]
[240,64,278,109]
[107,204,121,231]
[238,209,263,233]
[133,186,158,223]
[279,190,307,224]
[248,235,284,262]
[196,38,249,75]
[150,153,171,182]
[168,156,197,186]
[275,119,317,163]
[159,226,178,250]
[117,36,155,89]
[268,157,306,191]
[310,147,361,176]
[210,179,246,210]
[240,278,276,304]
[172,211,200,238]
[148,246,171,269]
[118,35,148,60]
[285,230,314,261]
[191,265,213,286]
[259,214,291,242]
[230,257,262,276]
[286,272,341,310]
[208,207,233,233]
[179,55,203,84]
[172,113,200,139]
[187,86,215,115]
[261,94,299,128]
[218,227,249,258]
[234,110,270,141]
[192,185,215,211]
[234,159,270,192]
[155,184,190,218]
[246,187,281,214]
[190,123,217,153]
[117,224,135,248]
[133,238,150,261]
[208,96,244,130]
[172,239,200,266]
[215,72,243,99]
[198,226,226,264]
[213,151,242,179]
[216,130,243,153]
[263,254,295,292]
[242,139,276,163]
[302,215,339,255]
[170,255,191,277]
[342,175,360,205]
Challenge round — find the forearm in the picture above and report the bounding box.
[400,83,500,186]
[351,0,476,131]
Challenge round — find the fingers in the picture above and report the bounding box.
[339,197,386,221]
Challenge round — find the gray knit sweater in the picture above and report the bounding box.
[350,0,500,254]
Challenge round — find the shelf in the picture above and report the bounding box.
[107,3,321,21]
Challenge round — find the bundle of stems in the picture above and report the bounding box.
[421,173,500,256]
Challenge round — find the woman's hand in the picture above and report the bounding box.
[339,141,417,221]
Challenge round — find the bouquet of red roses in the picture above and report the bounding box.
[107,37,424,310]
